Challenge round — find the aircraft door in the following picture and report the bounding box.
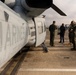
[34,17,46,46]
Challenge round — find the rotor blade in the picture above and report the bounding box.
[51,4,67,16]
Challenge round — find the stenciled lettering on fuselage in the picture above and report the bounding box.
[4,24,26,49]
[0,22,2,52]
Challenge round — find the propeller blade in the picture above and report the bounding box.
[51,4,67,16]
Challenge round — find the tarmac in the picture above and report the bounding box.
[16,29,76,75]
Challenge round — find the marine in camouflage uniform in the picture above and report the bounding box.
[69,21,76,50]
[73,25,76,50]
[49,21,57,46]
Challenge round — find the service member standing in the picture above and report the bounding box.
[49,21,57,46]
[71,24,76,50]
[69,21,76,50]
[71,22,76,50]
[59,23,65,43]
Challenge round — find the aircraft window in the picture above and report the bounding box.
[30,26,35,29]
[38,26,43,34]
[30,27,33,29]
[31,31,35,36]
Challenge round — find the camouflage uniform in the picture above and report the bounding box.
[69,21,76,50]
[72,26,76,50]
[49,21,56,46]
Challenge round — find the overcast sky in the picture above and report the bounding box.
[41,0,76,26]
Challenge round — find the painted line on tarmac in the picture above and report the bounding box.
[33,47,70,50]
[46,40,69,42]
[19,68,76,72]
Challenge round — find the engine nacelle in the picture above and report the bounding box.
[1,0,16,7]
[21,0,53,11]
[21,0,34,11]
[21,0,53,17]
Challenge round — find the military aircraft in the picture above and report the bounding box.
[0,0,66,68]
